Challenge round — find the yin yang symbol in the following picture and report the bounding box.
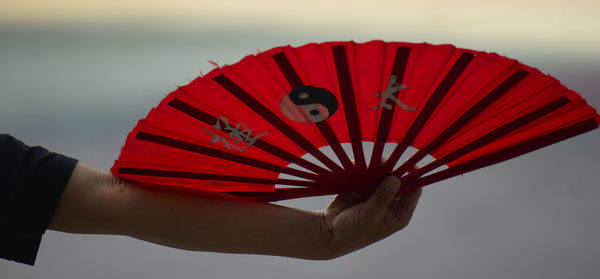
[280,86,339,123]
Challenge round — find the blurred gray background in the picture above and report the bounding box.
[1,1,599,278]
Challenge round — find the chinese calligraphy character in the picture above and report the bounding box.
[205,116,268,151]
[370,74,417,111]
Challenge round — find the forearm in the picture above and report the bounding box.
[49,163,330,259]
[118,182,328,259]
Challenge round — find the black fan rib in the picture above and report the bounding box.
[380,51,475,175]
[271,52,354,171]
[213,74,345,173]
[400,118,599,193]
[369,46,411,171]
[402,96,571,180]
[118,167,316,187]
[331,45,368,171]
[392,69,529,176]
[133,132,320,182]
[168,98,331,176]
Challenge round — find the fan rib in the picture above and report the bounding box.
[134,132,320,181]
[272,52,303,86]
[402,96,571,180]
[163,115,598,202]
[168,98,331,176]
[315,122,355,170]
[272,53,354,171]
[234,117,598,201]
[226,188,336,202]
[331,46,368,171]
[399,118,599,194]
[369,46,411,171]
[117,167,315,187]
[381,52,476,175]
[393,69,529,177]
[213,74,344,173]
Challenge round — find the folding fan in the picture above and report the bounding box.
[111,40,600,201]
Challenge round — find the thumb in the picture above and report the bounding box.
[362,176,401,220]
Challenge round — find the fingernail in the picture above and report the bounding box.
[383,176,401,192]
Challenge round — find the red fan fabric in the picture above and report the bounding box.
[111,41,600,201]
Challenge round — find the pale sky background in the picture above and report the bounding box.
[1,1,599,278]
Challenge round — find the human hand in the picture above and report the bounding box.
[316,176,422,258]
[50,164,422,261]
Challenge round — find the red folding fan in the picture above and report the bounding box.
[111,41,600,201]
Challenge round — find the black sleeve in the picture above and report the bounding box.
[0,134,78,265]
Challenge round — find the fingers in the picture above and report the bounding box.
[362,176,401,221]
[326,193,360,217]
[388,187,422,229]
[317,176,421,258]
[398,187,422,214]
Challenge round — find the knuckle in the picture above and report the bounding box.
[373,191,391,205]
